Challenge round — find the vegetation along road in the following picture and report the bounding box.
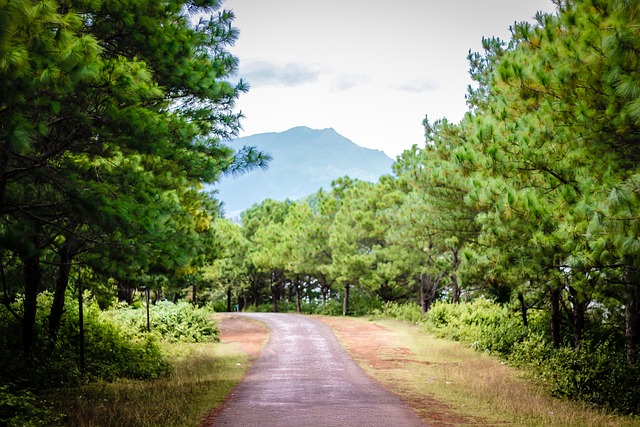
[205,313,426,427]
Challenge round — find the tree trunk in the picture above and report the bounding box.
[517,292,528,328]
[272,288,279,312]
[145,288,150,332]
[420,272,440,314]
[450,249,461,304]
[271,274,280,313]
[226,286,232,312]
[420,273,427,315]
[549,285,562,348]
[319,274,329,305]
[295,278,302,313]
[192,284,197,306]
[287,281,294,303]
[625,278,640,365]
[49,243,73,342]
[252,277,260,308]
[153,288,162,304]
[567,286,587,350]
[22,254,42,356]
[342,283,350,316]
[78,277,85,372]
[321,278,328,305]
[117,281,135,304]
[425,276,438,312]
[0,138,9,213]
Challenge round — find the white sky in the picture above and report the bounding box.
[222,0,557,158]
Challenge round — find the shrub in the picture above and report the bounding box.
[0,291,173,426]
[377,299,640,415]
[510,338,640,414]
[374,301,423,323]
[0,385,61,427]
[0,292,172,389]
[106,300,219,343]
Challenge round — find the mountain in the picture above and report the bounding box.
[212,126,395,216]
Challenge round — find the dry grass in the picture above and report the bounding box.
[328,317,640,427]
[46,342,248,427]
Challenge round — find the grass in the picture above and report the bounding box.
[44,342,249,427]
[331,316,640,427]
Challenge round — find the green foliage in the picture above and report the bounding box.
[380,299,640,414]
[312,299,344,316]
[510,338,640,414]
[424,299,529,354]
[379,299,531,355]
[339,289,384,316]
[0,385,61,427]
[375,301,424,324]
[0,0,267,360]
[0,292,171,389]
[107,300,219,343]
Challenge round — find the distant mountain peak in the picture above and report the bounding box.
[213,127,394,216]
[288,125,333,132]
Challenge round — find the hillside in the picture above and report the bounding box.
[213,126,394,216]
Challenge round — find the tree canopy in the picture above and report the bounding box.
[0,0,267,354]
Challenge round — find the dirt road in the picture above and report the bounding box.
[205,313,427,427]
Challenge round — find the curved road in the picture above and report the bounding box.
[207,313,427,427]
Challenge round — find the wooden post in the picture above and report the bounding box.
[78,276,85,373]
[146,287,151,333]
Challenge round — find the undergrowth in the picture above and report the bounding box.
[376,299,640,415]
[0,292,220,426]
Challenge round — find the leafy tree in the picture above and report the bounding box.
[0,0,267,355]
[241,199,292,311]
[403,0,640,361]
[329,180,380,315]
[203,218,249,311]
[393,126,483,312]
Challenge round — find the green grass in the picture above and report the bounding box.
[336,317,640,427]
[45,342,248,427]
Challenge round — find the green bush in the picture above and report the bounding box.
[0,291,173,426]
[345,290,383,316]
[510,338,640,414]
[106,300,219,343]
[378,299,640,415]
[0,292,172,389]
[311,299,342,316]
[379,298,529,356]
[0,385,61,427]
[374,301,423,323]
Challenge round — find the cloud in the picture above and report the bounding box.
[331,74,371,92]
[241,61,321,87]
[390,78,441,93]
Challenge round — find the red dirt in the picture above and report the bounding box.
[218,313,270,360]
[314,315,489,427]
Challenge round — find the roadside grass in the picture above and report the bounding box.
[45,341,248,427]
[331,316,640,427]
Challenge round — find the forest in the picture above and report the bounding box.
[1,0,640,424]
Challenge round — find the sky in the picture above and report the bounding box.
[222,0,557,159]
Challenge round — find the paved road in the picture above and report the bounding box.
[207,313,427,427]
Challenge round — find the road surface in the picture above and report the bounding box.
[207,313,427,427]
